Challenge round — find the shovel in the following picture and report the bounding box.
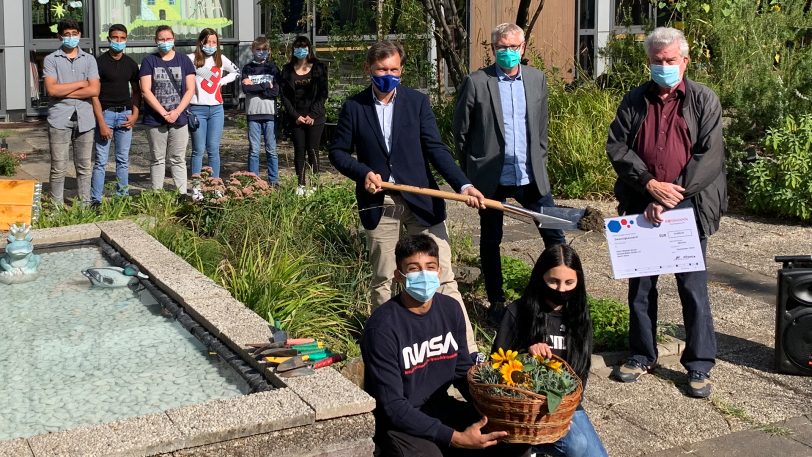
[378,182,584,230]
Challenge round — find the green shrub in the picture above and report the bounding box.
[501,255,533,301]
[0,150,22,176]
[547,81,620,198]
[746,113,812,220]
[589,296,630,352]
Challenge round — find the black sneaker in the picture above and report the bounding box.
[686,370,712,398]
[611,359,651,383]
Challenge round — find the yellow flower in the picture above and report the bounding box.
[490,348,518,369]
[545,359,563,373]
[500,359,524,385]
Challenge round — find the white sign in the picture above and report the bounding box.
[604,208,706,279]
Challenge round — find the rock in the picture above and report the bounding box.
[340,357,364,389]
[454,265,481,285]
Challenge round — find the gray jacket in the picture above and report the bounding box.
[453,64,551,198]
[606,78,727,236]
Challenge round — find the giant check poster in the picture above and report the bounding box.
[604,208,706,279]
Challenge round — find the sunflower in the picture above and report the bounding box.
[499,359,524,385]
[490,348,518,368]
[545,359,563,373]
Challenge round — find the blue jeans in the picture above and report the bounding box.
[532,407,608,457]
[248,119,278,184]
[479,183,567,303]
[91,109,133,203]
[189,104,224,178]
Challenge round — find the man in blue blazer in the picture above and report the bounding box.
[329,41,484,352]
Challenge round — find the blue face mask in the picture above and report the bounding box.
[109,41,126,53]
[650,64,681,88]
[293,47,309,59]
[401,270,441,303]
[62,36,80,49]
[495,48,522,69]
[371,74,401,94]
[253,50,269,62]
[157,41,174,53]
[202,45,217,56]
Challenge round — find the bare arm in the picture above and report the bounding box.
[65,78,100,99]
[91,96,112,139]
[44,77,88,98]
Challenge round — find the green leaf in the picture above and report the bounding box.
[701,3,710,13]
[546,391,563,413]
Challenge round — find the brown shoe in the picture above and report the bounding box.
[611,359,651,383]
[687,371,712,398]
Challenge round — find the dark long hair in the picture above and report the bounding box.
[516,244,593,382]
[194,28,222,68]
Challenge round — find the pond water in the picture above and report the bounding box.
[0,245,250,441]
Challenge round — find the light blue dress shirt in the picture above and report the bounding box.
[496,66,533,186]
[373,90,397,183]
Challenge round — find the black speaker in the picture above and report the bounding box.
[774,256,812,375]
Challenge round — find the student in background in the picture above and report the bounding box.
[281,36,328,196]
[188,28,240,179]
[241,36,281,185]
[43,19,100,206]
[90,23,140,205]
[139,25,196,194]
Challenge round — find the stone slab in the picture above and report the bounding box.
[783,415,812,448]
[26,412,182,457]
[281,367,375,421]
[165,389,313,449]
[1,223,101,249]
[0,439,33,457]
[170,412,375,457]
[678,428,812,457]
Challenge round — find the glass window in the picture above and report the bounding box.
[316,0,377,37]
[578,35,595,78]
[615,0,653,28]
[580,0,595,30]
[261,0,308,36]
[97,0,235,41]
[31,0,86,40]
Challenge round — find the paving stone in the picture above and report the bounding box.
[775,413,812,448]
[0,439,33,457]
[165,389,313,449]
[281,367,375,421]
[26,412,182,457]
[681,428,812,457]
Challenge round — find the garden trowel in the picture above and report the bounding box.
[378,182,584,230]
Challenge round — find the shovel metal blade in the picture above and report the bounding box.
[502,203,584,230]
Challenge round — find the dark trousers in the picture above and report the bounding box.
[627,236,717,374]
[479,183,567,303]
[374,396,531,457]
[291,122,325,186]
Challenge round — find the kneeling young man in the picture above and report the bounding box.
[361,234,530,456]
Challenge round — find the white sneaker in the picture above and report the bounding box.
[296,185,306,196]
[305,186,316,196]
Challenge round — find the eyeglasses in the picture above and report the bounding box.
[62,32,81,38]
[494,44,523,52]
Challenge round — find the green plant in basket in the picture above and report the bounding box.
[475,349,578,413]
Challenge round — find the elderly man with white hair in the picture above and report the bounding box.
[606,27,727,398]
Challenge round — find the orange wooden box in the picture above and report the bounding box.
[0,179,39,231]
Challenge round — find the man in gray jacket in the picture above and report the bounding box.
[606,27,727,398]
[454,23,565,322]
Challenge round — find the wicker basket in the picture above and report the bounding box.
[467,354,583,444]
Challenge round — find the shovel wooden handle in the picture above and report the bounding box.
[377,182,526,218]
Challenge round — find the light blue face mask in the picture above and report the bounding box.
[157,41,174,53]
[109,41,126,53]
[293,47,309,60]
[400,270,441,302]
[650,64,681,88]
[202,45,217,56]
[62,36,80,49]
[495,48,521,69]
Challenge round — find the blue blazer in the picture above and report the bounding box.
[329,86,471,230]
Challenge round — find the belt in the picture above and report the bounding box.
[105,106,130,112]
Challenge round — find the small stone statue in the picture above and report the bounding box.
[0,223,41,284]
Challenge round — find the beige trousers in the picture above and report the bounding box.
[366,195,478,352]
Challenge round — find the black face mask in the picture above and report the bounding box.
[544,286,577,307]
